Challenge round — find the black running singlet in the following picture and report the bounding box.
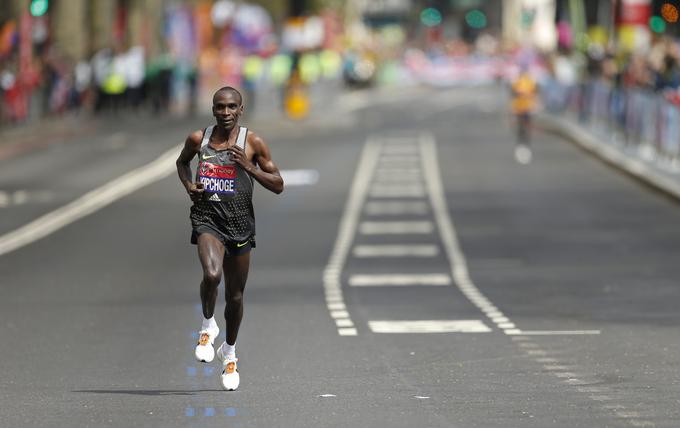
[190,125,255,244]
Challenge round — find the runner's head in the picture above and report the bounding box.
[213,86,244,130]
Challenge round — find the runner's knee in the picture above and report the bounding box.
[203,268,222,287]
[226,291,243,306]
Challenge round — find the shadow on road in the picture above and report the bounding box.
[72,389,224,396]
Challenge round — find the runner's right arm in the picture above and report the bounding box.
[176,130,205,202]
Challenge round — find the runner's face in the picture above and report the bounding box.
[212,92,243,129]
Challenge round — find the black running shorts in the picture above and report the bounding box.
[191,225,256,257]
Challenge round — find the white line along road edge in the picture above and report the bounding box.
[419,133,599,336]
[322,136,381,336]
[0,144,320,257]
[0,143,184,257]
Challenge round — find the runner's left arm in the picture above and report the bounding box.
[227,133,284,194]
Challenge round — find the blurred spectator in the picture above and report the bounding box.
[124,46,145,109]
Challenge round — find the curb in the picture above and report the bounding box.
[537,113,680,202]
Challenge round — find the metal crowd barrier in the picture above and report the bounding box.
[543,78,680,162]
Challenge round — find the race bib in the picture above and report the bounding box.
[198,162,236,195]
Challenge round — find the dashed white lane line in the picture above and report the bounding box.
[349,274,451,287]
[368,320,491,334]
[353,244,439,258]
[420,133,520,335]
[321,136,383,337]
[359,221,434,235]
[0,143,183,257]
[364,201,429,215]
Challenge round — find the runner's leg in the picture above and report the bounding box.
[197,233,225,318]
[223,252,250,345]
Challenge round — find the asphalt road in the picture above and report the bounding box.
[1,85,680,428]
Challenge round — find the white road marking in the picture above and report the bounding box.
[376,162,420,170]
[544,365,572,371]
[321,137,381,336]
[353,244,439,257]
[369,185,426,198]
[319,394,337,398]
[279,169,319,186]
[374,179,423,188]
[575,387,604,393]
[12,190,28,205]
[338,328,358,336]
[515,330,601,335]
[602,404,626,410]
[364,201,429,215]
[379,156,418,163]
[381,146,419,154]
[419,133,603,337]
[359,221,434,235]
[420,133,516,334]
[589,395,613,402]
[335,319,354,327]
[330,310,350,319]
[327,302,346,310]
[349,274,451,287]
[369,320,491,333]
[0,143,183,257]
[374,171,422,179]
[0,190,56,208]
[374,168,421,175]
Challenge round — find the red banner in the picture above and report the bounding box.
[620,0,651,27]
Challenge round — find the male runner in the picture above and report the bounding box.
[510,64,538,164]
[176,86,284,390]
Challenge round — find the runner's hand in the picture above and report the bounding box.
[188,182,204,202]
[227,146,253,173]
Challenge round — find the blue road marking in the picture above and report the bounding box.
[204,407,215,417]
[225,407,237,417]
[203,366,215,376]
[186,366,197,376]
[185,407,195,417]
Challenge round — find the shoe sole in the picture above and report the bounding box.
[195,347,215,363]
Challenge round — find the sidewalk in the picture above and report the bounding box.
[0,81,356,161]
[537,112,680,201]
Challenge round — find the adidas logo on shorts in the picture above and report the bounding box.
[208,194,221,202]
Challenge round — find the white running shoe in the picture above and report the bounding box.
[514,144,533,165]
[217,342,240,391]
[194,326,219,363]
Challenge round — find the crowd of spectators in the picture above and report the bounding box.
[0,43,182,127]
[545,36,680,108]
[543,35,680,158]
